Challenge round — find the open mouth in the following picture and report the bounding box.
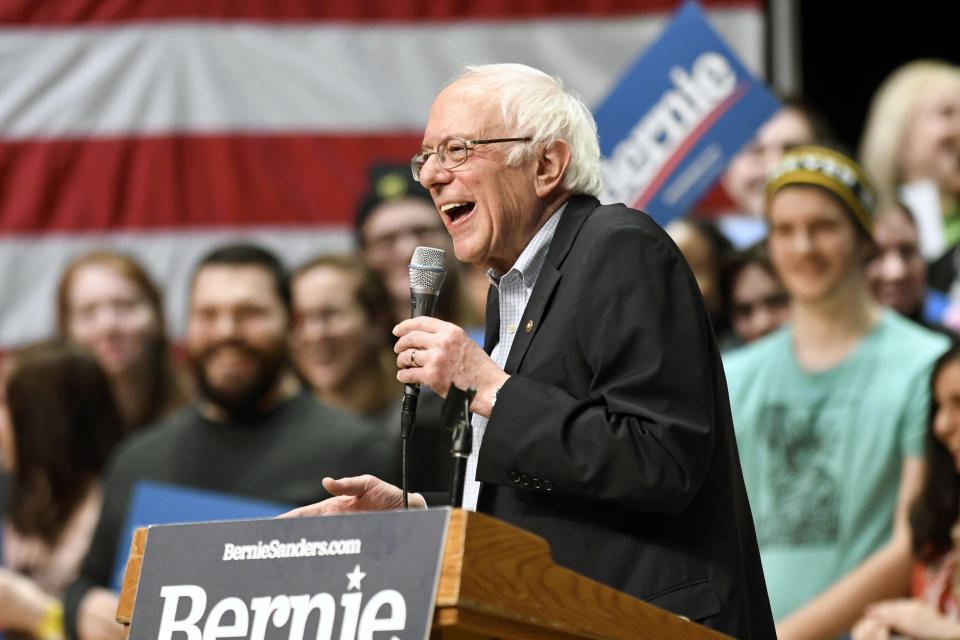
[440,201,475,225]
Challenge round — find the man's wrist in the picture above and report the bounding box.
[468,374,510,418]
[485,374,510,416]
[491,383,505,409]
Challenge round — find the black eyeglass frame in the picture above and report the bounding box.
[410,137,533,182]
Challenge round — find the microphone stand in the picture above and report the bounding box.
[442,384,475,508]
[400,384,419,510]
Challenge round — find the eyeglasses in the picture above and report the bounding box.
[364,224,449,255]
[410,137,532,182]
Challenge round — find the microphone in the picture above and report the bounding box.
[408,246,447,320]
[400,247,446,509]
[402,247,447,420]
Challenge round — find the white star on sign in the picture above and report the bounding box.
[346,564,366,591]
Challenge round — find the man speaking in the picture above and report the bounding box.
[286,63,775,638]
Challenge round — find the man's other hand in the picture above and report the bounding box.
[394,317,509,418]
[278,475,425,518]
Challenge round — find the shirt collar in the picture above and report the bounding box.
[487,201,567,288]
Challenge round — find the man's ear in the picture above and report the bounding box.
[534,139,572,199]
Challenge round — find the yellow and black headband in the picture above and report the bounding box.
[765,145,876,236]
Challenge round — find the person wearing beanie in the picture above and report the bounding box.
[724,146,951,638]
[354,164,484,333]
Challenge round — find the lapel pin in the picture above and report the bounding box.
[525,320,534,333]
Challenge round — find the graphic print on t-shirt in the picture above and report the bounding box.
[756,402,839,546]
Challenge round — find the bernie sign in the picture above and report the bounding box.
[128,509,450,640]
[596,1,780,225]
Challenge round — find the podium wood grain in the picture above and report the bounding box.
[431,509,730,640]
[117,510,731,640]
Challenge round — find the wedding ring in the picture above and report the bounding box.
[410,349,419,367]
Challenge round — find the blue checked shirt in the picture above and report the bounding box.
[461,204,565,511]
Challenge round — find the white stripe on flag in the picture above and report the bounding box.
[0,228,352,346]
[0,10,763,138]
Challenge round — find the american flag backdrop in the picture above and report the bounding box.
[0,0,764,346]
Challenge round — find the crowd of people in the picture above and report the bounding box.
[0,166,479,640]
[707,59,960,639]
[0,56,956,640]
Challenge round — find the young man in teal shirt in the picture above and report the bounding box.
[725,146,951,639]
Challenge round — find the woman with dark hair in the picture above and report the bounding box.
[290,254,450,491]
[721,243,791,346]
[56,250,190,431]
[853,345,960,639]
[666,217,738,350]
[866,201,953,332]
[0,342,126,640]
[290,254,397,416]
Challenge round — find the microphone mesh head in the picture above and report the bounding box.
[409,246,447,290]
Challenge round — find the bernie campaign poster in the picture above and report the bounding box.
[596,1,780,225]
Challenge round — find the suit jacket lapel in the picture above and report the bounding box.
[503,265,559,373]
[483,284,499,355]
[502,194,599,374]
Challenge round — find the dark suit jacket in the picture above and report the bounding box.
[474,195,775,638]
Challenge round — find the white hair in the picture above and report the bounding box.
[454,63,603,198]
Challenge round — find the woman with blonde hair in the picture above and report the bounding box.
[860,60,960,260]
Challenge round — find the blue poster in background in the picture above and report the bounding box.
[595,1,780,226]
[109,481,290,592]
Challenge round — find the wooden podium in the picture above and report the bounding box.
[117,509,731,640]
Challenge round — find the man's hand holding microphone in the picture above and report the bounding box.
[280,246,507,518]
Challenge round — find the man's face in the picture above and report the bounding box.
[360,198,451,311]
[417,78,544,273]
[186,265,289,418]
[767,186,866,305]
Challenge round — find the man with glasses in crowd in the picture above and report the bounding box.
[286,63,775,638]
[354,164,465,326]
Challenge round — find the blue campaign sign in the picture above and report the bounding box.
[596,1,779,225]
[110,481,291,592]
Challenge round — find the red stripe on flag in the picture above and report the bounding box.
[0,133,424,233]
[0,0,762,26]
[693,182,737,217]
